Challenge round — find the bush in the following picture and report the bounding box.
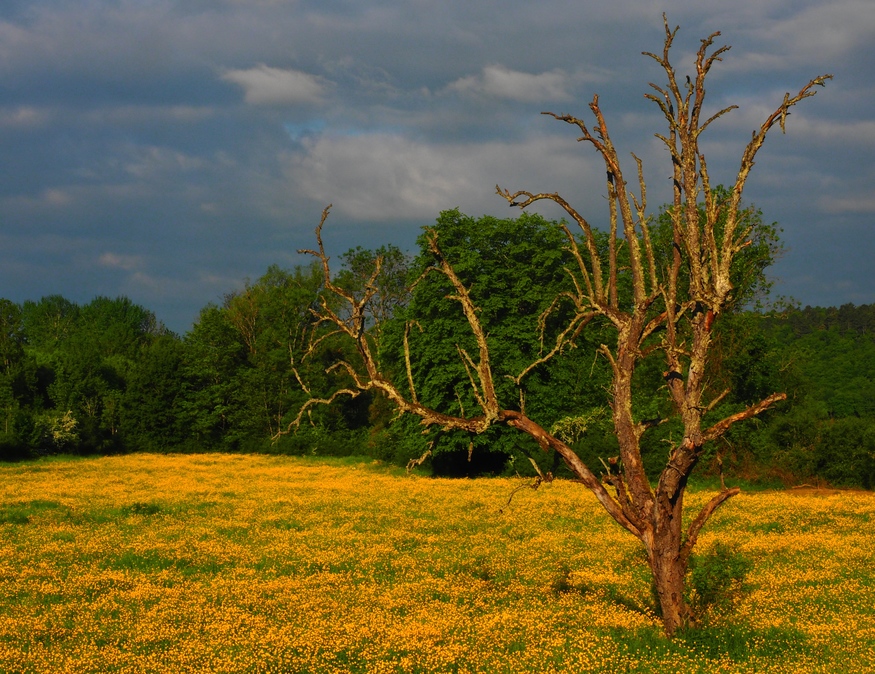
[814,418,875,488]
[687,542,754,622]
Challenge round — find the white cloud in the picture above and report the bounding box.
[782,116,875,146]
[705,0,875,74]
[43,188,72,207]
[122,146,206,179]
[83,105,215,125]
[765,1,875,61]
[447,65,574,102]
[0,106,52,129]
[221,65,328,105]
[0,20,32,72]
[703,94,875,148]
[287,131,602,221]
[820,195,875,214]
[3,188,75,214]
[99,252,143,271]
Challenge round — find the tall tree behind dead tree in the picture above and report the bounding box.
[289,17,830,636]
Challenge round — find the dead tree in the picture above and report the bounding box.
[291,17,830,636]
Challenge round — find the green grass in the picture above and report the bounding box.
[0,453,872,673]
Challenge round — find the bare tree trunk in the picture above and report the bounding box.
[650,538,690,634]
[289,16,830,638]
[650,473,692,633]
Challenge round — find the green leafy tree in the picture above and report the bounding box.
[20,295,79,352]
[337,244,411,340]
[0,299,37,456]
[181,304,248,448]
[182,263,331,451]
[379,210,608,474]
[18,295,165,454]
[122,335,188,452]
[732,304,875,486]
[55,297,163,452]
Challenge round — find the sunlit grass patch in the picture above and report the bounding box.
[0,454,873,672]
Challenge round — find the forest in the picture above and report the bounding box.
[1,207,873,490]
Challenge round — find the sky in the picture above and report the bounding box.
[1,0,873,335]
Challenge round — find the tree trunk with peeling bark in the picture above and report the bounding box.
[287,16,830,637]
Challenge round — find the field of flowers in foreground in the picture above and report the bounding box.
[0,453,873,673]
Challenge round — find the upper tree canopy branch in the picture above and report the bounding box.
[496,185,606,303]
[425,230,500,421]
[511,306,594,387]
[720,74,832,283]
[289,213,495,436]
[630,153,660,294]
[560,225,599,310]
[541,101,650,308]
[403,320,422,404]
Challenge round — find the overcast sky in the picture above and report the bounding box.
[1,0,872,334]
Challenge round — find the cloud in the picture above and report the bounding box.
[0,106,52,129]
[221,65,329,105]
[288,130,601,222]
[3,187,74,214]
[121,146,206,179]
[820,195,875,214]
[447,65,574,102]
[701,0,875,75]
[784,117,875,147]
[0,19,32,71]
[82,105,215,126]
[99,252,143,271]
[763,1,875,62]
[695,94,875,155]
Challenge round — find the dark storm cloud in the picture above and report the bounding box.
[0,0,872,333]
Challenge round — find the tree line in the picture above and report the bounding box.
[0,211,871,488]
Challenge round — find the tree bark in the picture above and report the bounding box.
[649,535,690,635]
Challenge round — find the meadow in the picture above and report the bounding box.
[0,453,873,673]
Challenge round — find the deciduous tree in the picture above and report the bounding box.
[292,17,830,635]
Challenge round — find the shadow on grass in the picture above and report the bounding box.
[675,624,809,660]
[0,499,72,524]
[550,562,654,618]
[550,560,808,665]
[598,623,810,666]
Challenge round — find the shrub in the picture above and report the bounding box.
[687,542,754,622]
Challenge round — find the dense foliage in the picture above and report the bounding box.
[1,211,873,488]
[375,210,609,476]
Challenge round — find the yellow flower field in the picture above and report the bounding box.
[0,453,873,673]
